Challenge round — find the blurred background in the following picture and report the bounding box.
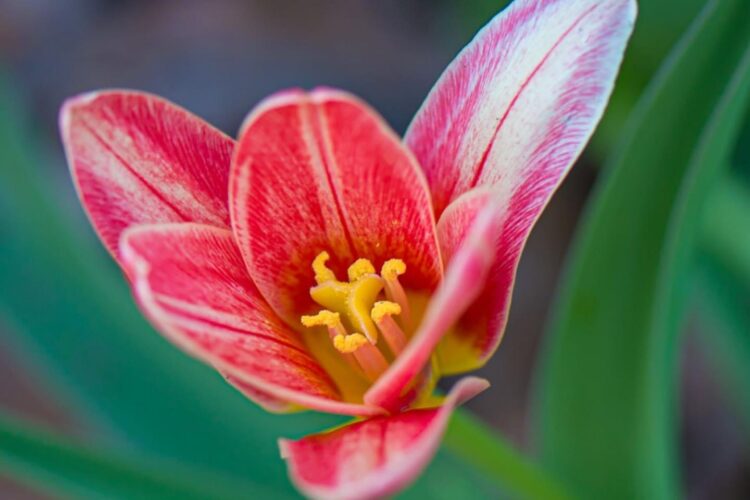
[1,0,748,498]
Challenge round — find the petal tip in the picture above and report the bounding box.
[237,87,307,138]
[309,86,360,106]
[448,376,490,407]
[278,438,292,459]
[58,91,103,143]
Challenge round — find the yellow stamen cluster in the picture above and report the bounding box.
[300,251,411,382]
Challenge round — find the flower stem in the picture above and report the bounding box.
[444,410,571,500]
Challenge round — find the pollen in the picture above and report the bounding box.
[312,251,337,284]
[301,310,340,328]
[381,259,406,281]
[333,333,368,354]
[347,258,375,282]
[371,301,401,322]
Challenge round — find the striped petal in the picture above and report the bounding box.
[405,0,637,371]
[229,88,442,325]
[60,91,233,262]
[280,377,489,500]
[365,201,502,410]
[406,0,637,217]
[120,222,383,417]
[432,189,503,373]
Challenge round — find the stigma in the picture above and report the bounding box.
[300,251,412,382]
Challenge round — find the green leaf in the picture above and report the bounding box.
[699,178,750,286]
[533,1,750,498]
[0,411,285,500]
[442,411,570,500]
[693,178,750,432]
[692,252,750,433]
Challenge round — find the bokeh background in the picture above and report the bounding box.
[1,0,748,498]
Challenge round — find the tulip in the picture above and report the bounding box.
[60,0,636,497]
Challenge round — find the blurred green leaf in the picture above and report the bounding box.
[693,177,750,432]
[443,411,570,500]
[692,252,750,433]
[0,411,283,500]
[699,178,750,285]
[534,1,750,499]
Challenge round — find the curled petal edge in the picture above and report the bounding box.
[119,223,386,417]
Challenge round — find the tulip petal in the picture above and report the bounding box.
[405,0,636,373]
[365,202,502,410]
[230,88,442,324]
[431,189,505,373]
[120,222,383,417]
[60,91,234,262]
[406,0,637,216]
[279,377,489,500]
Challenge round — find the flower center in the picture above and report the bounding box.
[300,251,412,382]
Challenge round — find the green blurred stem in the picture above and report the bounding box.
[444,410,570,500]
[700,177,750,285]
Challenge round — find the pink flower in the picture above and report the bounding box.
[59,0,635,498]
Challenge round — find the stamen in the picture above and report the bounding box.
[301,310,360,372]
[381,259,406,281]
[380,259,412,329]
[301,310,340,330]
[347,258,375,282]
[371,301,408,355]
[312,251,337,284]
[334,333,388,381]
[371,300,401,322]
[332,332,368,353]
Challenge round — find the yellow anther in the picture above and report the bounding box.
[371,301,401,322]
[381,259,406,280]
[312,251,337,284]
[347,258,375,282]
[333,333,368,354]
[301,310,340,328]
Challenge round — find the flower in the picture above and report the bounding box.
[59,0,635,498]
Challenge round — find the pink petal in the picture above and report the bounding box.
[364,202,502,410]
[406,0,637,216]
[279,377,489,500]
[229,88,442,324]
[60,90,234,262]
[120,222,383,417]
